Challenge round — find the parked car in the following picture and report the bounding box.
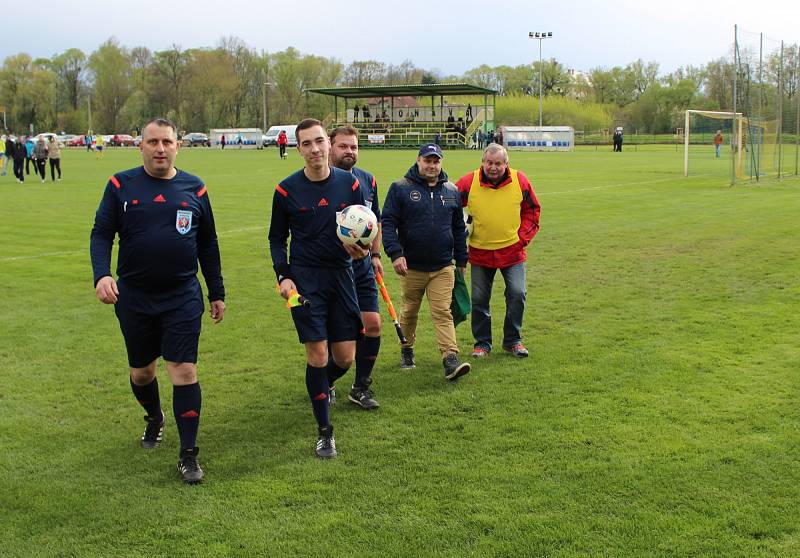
[67,135,86,147]
[181,132,210,147]
[58,134,77,145]
[133,135,142,147]
[112,134,136,147]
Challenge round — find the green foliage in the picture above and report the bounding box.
[1,38,797,142]
[495,95,613,130]
[1,147,798,556]
[88,39,133,132]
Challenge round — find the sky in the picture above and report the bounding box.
[3,0,798,77]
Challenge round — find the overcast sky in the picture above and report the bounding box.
[3,0,798,76]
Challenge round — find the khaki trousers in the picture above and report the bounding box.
[399,265,458,355]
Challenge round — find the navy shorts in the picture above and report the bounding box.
[289,265,363,344]
[352,256,379,313]
[114,281,204,368]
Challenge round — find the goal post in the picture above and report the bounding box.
[684,110,743,180]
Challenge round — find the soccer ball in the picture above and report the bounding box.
[336,205,378,248]
[464,210,474,238]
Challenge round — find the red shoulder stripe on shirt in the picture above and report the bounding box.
[109,175,121,189]
[197,185,207,197]
[276,184,288,197]
[352,178,360,191]
[371,176,376,187]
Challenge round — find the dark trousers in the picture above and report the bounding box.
[35,158,46,180]
[13,158,25,181]
[49,158,61,180]
[26,156,34,174]
[279,144,286,158]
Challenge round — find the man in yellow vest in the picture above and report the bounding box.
[455,143,541,358]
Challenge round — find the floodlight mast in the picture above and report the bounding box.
[528,31,553,129]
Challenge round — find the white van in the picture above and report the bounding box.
[263,125,297,147]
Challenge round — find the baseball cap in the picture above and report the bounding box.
[418,144,443,159]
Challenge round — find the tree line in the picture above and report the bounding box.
[1,36,797,135]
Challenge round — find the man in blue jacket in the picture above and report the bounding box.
[381,144,471,381]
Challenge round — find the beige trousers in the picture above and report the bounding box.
[399,265,458,355]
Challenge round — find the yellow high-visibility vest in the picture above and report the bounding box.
[467,169,522,250]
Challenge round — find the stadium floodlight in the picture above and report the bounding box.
[528,31,553,129]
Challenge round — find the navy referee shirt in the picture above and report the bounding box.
[89,166,225,302]
[269,166,366,280]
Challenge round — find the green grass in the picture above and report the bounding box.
[1,145,799,557]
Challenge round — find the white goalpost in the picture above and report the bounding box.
[684,110,743,178]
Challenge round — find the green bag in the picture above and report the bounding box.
[451,267,471,326]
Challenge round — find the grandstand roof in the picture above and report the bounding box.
[306,83,496,98]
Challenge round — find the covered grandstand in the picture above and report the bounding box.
[306,83,497,149]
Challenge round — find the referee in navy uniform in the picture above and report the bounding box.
[269,118,368,459]
[90,117,225,484]
[329,125,382,410]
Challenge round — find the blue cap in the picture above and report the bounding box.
[418,143,443,159]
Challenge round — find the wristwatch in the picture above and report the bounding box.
[371,252,381,259]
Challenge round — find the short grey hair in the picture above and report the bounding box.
[482,143,508,163]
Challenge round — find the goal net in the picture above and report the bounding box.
[683,110,743,179]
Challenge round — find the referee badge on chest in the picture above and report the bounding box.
[176,209,193,234]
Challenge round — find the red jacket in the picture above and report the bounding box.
[456,167,540,269]
[277,132,288,146]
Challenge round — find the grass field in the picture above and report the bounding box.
[1,144,799,557]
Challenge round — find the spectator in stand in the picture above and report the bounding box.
[353,105,360,122]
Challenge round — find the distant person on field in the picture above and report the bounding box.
[0,135,5,175]
[90,117,226,485]
[13,137,26,183]
[268,118,369,459]
[95,134,105,158]
[2,134,13,176]
[86,131,94,152]
[48,136,62,181]
[714,130,723,158]
[277,130,288,159]
[456,143,541,359]
[220,134,226,150]
[33,136,47,182]
[25,136,34,175]
[381,143,471,381]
